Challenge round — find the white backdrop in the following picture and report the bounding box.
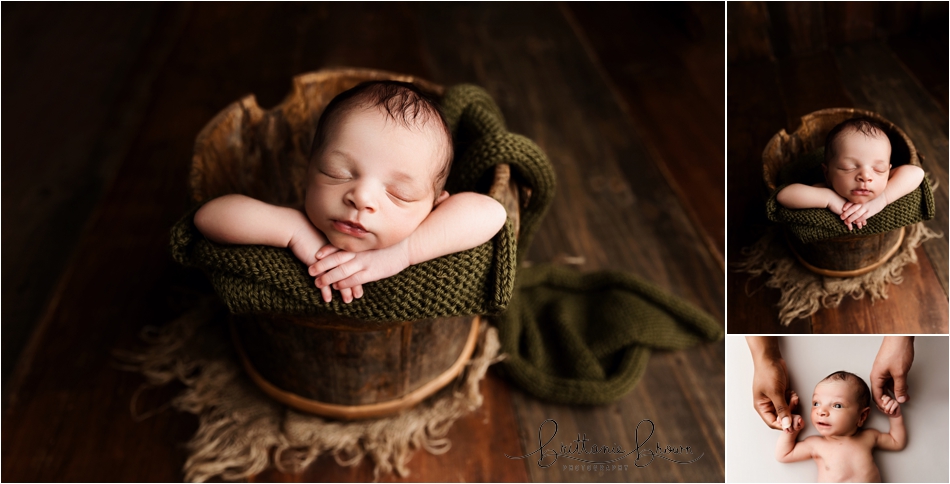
[726,336,948,483]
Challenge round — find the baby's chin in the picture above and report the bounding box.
[326,234,379,253]
[814,424,857,437]
[840,191,878,204]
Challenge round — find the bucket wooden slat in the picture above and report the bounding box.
[190,68,520,419]
[763,108,920,276]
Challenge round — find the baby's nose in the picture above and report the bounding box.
[347,186,377,212]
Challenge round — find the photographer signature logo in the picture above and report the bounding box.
[505,419,703,469]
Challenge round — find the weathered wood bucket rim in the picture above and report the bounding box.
[230,316,481,420]
[785,226,905,278]
[763,107,921,193]
[190,67,523,419]
[763,108,919,277]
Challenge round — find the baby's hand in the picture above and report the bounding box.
[777,415,804,433]
[841,196,886,230]
[306,247,364,304]
[880,394,902,417]
[310,240,412,296]
[777,392,804,433]
[827,193,848,216]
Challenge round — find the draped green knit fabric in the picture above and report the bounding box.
[441,85,555,260]
[766,149,935,244]
[171,83,723,405]
[171,85,540,321]
[497,264,724,405]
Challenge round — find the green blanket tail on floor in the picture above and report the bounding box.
[498,264,723,405]
[766,149,935,244]
[171,84,722,406]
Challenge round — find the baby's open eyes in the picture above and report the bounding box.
[833,403,842,408]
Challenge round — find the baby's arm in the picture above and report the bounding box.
[841,165,925,227]
[775,415,813,463]
[776,184,848,214]
[874,395,907,451]
[195,194,338,302]
[310,192,507,289]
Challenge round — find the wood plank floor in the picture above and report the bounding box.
[727,27,949,333]
[2,3,724,482]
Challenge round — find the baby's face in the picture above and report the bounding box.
[305,106,447,253]
[810,380,869,438]
[824,130,891,204]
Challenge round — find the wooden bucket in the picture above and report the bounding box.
[762,108,919,277]
[189,68,521,419]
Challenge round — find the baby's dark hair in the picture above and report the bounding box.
[824,117,890,164]
[821,371,871,409]
[309,80,453,196]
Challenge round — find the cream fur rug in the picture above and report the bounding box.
[115,299,501,482]
[736,222,942,326]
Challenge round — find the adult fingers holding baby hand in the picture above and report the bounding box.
[870,336,914,413]
[753,358,793,430]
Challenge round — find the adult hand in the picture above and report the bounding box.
[870,336,914,413]
[748,337,796,430]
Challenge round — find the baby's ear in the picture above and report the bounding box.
[434,190,450,207]
[857,407,870,427]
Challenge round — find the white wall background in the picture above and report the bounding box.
[726,336,948,483]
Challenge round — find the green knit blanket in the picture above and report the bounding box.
[766,149,935,244]
[171,85,548,321]
[172,84,723,405]
[497,264,724,405]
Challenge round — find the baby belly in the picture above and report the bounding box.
[816,461,881,483]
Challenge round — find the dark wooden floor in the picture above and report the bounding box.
[727,2,949,334]
[2,3,724,482]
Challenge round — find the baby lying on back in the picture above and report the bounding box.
[775,371,906,482]
[775,117,924,231]
[195,81,507,303]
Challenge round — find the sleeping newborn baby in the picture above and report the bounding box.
[775,117,924,231]
[775,371,906,482]
[195,81,507,303]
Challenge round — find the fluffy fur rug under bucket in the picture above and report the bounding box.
[114,299,501,482]
[735,222,942,326]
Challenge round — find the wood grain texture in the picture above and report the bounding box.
[766,2,828,58]
[251,370,531,483]
[3,3,723,482]
[728,19,948,333]
[0,2,176,387]
[833,41,949,297]
[564,2,726,265]
[411,3,725,482]
[726,58,790,332]
[727,2,774,63]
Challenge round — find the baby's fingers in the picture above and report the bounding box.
[352,284,364,299]
[840,203,860,219]
[310,251,357,278]
[316,245,341,260]
[339,287,355,304]
[319,284,333,303]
